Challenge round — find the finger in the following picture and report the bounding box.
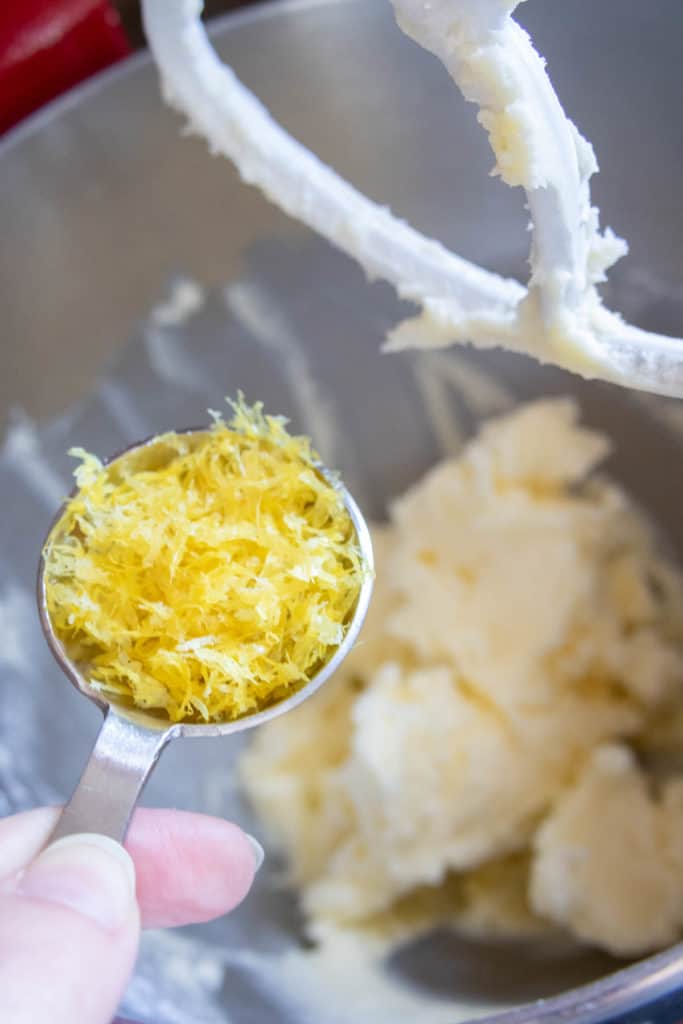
[125,807,262,927]
[0,806,263,928]
[0,832,140,1024]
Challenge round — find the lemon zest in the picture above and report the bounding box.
[43,398,365,723]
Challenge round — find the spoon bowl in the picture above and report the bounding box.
[37,430,374,844]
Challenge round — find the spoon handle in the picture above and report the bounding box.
[48,707,173,845]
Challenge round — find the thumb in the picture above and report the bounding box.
[0,833,140,1024]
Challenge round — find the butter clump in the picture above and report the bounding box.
[241,399,683,955]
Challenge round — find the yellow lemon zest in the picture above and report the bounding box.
[43,398,366,723]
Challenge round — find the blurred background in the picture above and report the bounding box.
[0,0,262,135]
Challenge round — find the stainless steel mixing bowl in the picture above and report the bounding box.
[1,1,683,1021]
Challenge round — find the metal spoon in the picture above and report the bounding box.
[37,431,374,846]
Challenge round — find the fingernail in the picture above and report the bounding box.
[18,833,137,931]
[245,833,265,872]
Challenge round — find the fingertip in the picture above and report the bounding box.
[125,809,262,929]
[0,806,264,932]
[0,830,140,1024]
[18,832,138,932]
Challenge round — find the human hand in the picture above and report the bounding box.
[0,806,263,1024]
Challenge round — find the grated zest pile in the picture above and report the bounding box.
[43,399,365,723]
